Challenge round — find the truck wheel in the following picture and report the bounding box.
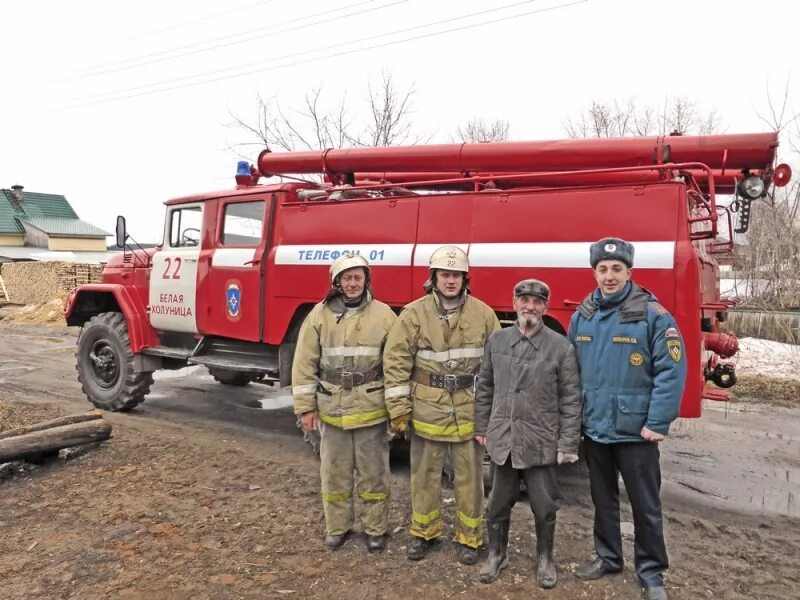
[208,368,254,386]
[75,312,153,412]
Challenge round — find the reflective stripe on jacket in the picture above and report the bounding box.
[567,282,687,443]
[383,293,501,442]
[292,298,397,429]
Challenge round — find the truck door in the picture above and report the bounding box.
[149,203,203,333]
[198,196,268,341]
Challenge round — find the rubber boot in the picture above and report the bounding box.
[479,520,509,583]
[535,518,557,589]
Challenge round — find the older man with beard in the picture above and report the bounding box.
[474,279,582,589]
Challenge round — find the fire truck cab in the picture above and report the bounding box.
[65,132,790,416]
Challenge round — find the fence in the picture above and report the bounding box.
[723,309,800,345]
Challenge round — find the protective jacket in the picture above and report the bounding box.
[383,293,500,442]
[292,295,397,429]
[475,324,582,468]
[567,282,687,443]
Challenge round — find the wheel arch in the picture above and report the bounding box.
[66,284,159,352]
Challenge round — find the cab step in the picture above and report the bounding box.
[142,346,194,360]
[188,337,279,375]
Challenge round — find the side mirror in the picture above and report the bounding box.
[116,215,127,248]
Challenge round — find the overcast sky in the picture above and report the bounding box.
[1,0,798,242]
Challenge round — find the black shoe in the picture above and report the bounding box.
[575,557,622,580]
[407,537,432,560]
[324,530,351,550]
[479,520,509,583]
[535,518,557,589]
[458,544,479,565]
[366,534,386,553]
[644,586,668,600]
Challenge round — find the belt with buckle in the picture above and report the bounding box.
[319,366,382,390]
[411,369,476,393]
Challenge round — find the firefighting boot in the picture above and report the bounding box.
[407,537,432,561]
[458,544,479,565]
[535,518,557,589]
[479,520,509,583]
[366,534,386,553]
[324,530,352,550]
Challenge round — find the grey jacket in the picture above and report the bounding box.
[475,324,582,469]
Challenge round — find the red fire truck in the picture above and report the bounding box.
[65,133,791,416]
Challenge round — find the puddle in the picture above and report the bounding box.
[256,395,293,411]
[153,366,204,380]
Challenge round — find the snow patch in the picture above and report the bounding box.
[734,337,800,381]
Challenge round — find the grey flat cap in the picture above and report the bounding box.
[514,278,550,301]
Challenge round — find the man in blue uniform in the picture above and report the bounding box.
[568,237,687,600]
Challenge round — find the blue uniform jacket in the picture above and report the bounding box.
[567,282,687,444]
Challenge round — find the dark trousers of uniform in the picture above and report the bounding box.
[486,458,560,526]
[584,437,668,588]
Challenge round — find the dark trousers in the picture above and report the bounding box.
[584,437,668,588]
[486,458,560,525]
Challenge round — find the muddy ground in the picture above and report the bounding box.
[1,321,799,600]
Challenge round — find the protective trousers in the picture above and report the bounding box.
[319,422,390,536]
[584,438,668,588]
[410,433,484,547]
[486,459,560,525]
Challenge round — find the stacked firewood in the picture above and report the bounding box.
[0,261,103,305]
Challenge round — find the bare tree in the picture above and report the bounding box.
[228,72,418,156]
[363,72,416,147]
[565,96,721,138]
[455,118,510,143]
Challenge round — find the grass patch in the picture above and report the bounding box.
[731,374,800,408]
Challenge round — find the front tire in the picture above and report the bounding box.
[75,312,153,411]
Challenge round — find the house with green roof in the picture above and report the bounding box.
[0,185,110,252]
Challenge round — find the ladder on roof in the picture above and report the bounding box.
[0,275,8,302]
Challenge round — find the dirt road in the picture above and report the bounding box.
[1,323,799,599]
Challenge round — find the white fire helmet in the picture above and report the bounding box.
[429,245,469,273]
[329,253,370,283]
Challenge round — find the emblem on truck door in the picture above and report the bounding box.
[226,280,242,321]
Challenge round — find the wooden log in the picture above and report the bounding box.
[0,420,112,462]
[0,411,103,441]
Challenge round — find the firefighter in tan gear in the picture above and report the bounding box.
[292,254,397,553]
[383,246,501,564]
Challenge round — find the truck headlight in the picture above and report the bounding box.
[737,175,765,200]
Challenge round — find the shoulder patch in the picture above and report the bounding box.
[667,339,682,362]
[664,327,680,338]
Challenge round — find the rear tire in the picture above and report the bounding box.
[208,368,254,386]
[75,312,153,411]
